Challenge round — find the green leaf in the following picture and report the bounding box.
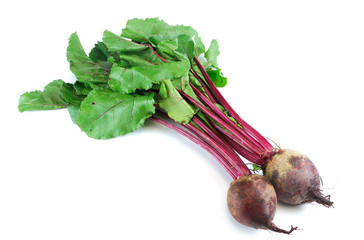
[102,30,147,52]
[157,79,196,124]
[121,18,165,43]
[155,39,180,61]
[61,83,84,107]
[67,32,109,84]
[73,81,93,96]
[77,89,155,139]
[170,73,203,105]
[205,39,219,67]
[121,18,205,55]
[118,47,165,67]
[206,68,227,88]
[60,83,85,124]
[18,80,68,112]
[88,42,114,71]
[155,35,196,62]
[158,81,168,99]
[176,34,197,60]
[109,60,190,93]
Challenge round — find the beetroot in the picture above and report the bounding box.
[264,149,333,207]
[227,174,297,234]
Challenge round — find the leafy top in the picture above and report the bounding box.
[19,18,226,139]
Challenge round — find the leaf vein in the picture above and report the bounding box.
[86,100,126,129]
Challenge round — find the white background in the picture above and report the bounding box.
[1,0,363,239]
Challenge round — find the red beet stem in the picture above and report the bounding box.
[178,90,262,158]
[189,82,267,154]
[192,117,250,177]
[193,56,273,152]
[189,69,217,104]
[211,122,266,165]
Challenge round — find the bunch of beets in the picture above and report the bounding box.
[19,18,333,234]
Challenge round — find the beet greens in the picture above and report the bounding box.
[19,17,332,233]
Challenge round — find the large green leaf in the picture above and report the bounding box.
[67,33,109,84]
[77,89,155,139]
[109,60,190,93]
[18,80,68,112]
[157,79,196,124]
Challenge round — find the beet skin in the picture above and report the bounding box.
[227,174,297,234]
[264,149,333,207]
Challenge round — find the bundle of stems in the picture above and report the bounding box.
[151,56,278,180]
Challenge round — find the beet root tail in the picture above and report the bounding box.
[267,223,298,234]
[312,191,333,208]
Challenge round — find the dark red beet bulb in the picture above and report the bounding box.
[227,174,297,234]
[264,149,333,207]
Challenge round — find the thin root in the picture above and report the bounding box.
[267,223,298,234]
[312,190,334,208]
